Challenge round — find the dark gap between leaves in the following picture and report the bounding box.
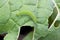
[18,26,34,40]
[48,7,58,28]
[0,33,7,40]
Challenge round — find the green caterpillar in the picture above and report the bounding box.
[16,10,37,23]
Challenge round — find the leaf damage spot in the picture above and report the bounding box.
[18,26,34,40]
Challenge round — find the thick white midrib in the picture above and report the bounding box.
[48,0,60,30]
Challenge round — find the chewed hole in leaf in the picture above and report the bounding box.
[48,7,58,28]
[18,26,34,40]
[0,33,7,40]
[54,21,60,27]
